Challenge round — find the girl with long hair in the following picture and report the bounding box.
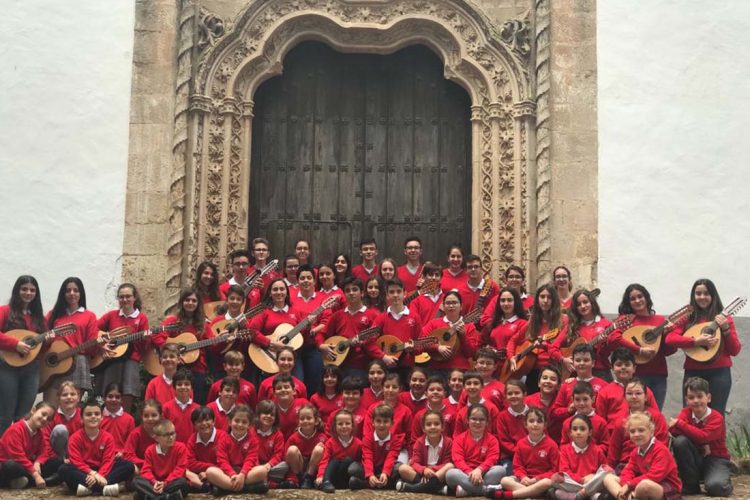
[566,289,613,381]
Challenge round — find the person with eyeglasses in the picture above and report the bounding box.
[397,236,424,295]
[249,237,281,292]
[218,249,251,299]
[420,292,479,373]
[132,419,190,500]
[552,266,573,312]
[458,254,499,319]
[282,255,301,290]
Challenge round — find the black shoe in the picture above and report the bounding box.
[320,480,335,493]
[246,482,270,494]
[300,474,314,489]
[349,476,368,490]
[211,485,225,496]
[44,473,62,487]
[165,492,184,500]
[277,480,297,489]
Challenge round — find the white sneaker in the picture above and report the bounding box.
[395,480,405,492]
[103,484,120,496]
[440,485,449,496]
[8,477,28,489]
[456,485,468,497]
[485,484,503,495]
[77,484,93,496]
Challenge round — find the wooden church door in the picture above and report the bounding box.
[250,42,471,264]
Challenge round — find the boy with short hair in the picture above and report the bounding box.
[207,378,239,432]
[411,377,456,447]
[669,377,733,497]
[273,373,310,439]
[457,254,499,317]
[363,373,412,444]
[453,371,500,436]
[218,249,251,298]
[410,262,444,326]
[186,407,225,493]
[595,348,657,419]
[144,344,182,405]
[351,403,404,490]
[559,381,609,451]
[132,419,190,500]
[327,376,367,438]
[351,239,380,283]
[206,351,257,408]
[162,369,200,444]
[459,348,505,410]
[550,344,607,422]
[397,236,424,295]
[372,278,420,376]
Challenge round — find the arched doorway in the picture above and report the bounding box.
[249,42,471,263]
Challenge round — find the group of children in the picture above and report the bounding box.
[0,339,735,500]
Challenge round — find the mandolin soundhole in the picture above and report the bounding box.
[47,354,59,367]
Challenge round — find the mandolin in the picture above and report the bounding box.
[321,326,382,367]
[377,335,438,360]
[621,305,693,364]
[247,296,339,374]
[202,259,279,320]
[559,315,634,379]
[39,333,114,390]
[498,329,559,383]
[682,296,746,363]
[89,322,184,369]
[210,302,266,337]
[0,323,77,367]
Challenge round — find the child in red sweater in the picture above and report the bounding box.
[207,377,238,432]
[185,407,224,493]
[205,405,269,495]
[256,347,307,402]
[143,344,180,404]
[495,379,529,466]
[206,350,257,408]
[273,373,310,439]
[132,419,189,500]
[245,400,288,488]
[595,348,657,420]
[458,348,506,411]
[316,409,364,493]
[397,410,454,494]
[670,376,733,496]
[446,368,464,410]
[57,399,135,496]
[39,381,82,469]
[363,373,412,444]
[524,366,561,441]
[551,344,607,423]
[550,414,608,500]
[360,360,386,410]
[411,376,457,448]
[350,403,404,490]
[493,407,559,499]
[284,404,327,489]
[446,404,504,497]
[453,371,500,436]
[398,366,428,414]
[101,383,135,457]
[310,365,343,426]
[559,381,609,452]
[123,400,161,474]
[327,376,367,439]
[603,412,681,500]
[162,369,200,443]
[0,401,55,489]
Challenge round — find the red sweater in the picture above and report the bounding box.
[525,392,562,443]
[352,264,380,284]
[326,405,368,440]
[558,443,606,483]
[507,316,569,369]
[480,294,534,329]
[162,399,200,443]
[321,307,384,370]
[317,436,363,479]
[560,413,610,453]
[284,429,327,459]
[411,405,457,448]
[363,401,412,444]
[451,431,500,473]
[458,279,499,318]
[441,269,468,294]
[206,400,234,432]
[246,307,300,347]
[67,429,116,476]
[606,408,669,468]
[97,309,150,361]
[310,393,344,424]
[488,317,528,353]
[255,428,285,466]
[666,316,741,370]
[101,409,135,453]
[141,442,188,483]
[595,381,657,420]
[0,305,38,351]
[410,293,444,326]
[39,408,83,463]
[257,374,307,402]
[671,407,729,459]
[276,398,310,439]
[208,377,257,408]
[619,439,681,492]
[216,431,258,475]
[609,314,674,376]
[289,292,333,348]
[397,264,423,295]
[398,390,428,415]
[575,317,614,371]
[362,431,405,477]
[123,426,156,470]
[409,435,453,474]
[0,420,44,473]
[372,308,421,368]
[550,376,607,421]
[187,428,226,473]
[421,317,480,370]
[160,315,214,373]
[361,387,384,411]
[458,380,506,412]
[512,435,559,480]
[144,374,176,405]
[48,308,99,353]
[496,407,529,459]
[453,399,500,437]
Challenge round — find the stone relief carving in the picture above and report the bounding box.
[534,0,552,286]
[197,10,226,52]
[169,0,534,290]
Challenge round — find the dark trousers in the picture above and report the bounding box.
[292,345,324,397]
[672,435,733,496]
[322,458,364,488]
[191,371,208,405]
[684,367,732,415]
[525,368,541,394]
[58,459,134,493]
[0,458,61,486]
[639,374,667,410]
[133,475,189,500]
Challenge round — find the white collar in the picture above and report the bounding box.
[228,277,239,286]
[405,263,420,274]
[692,407,712,423]
[272,305,289,313]
[448,395,460,405]
[638,437,656,456]
[572,441,588,454]
[296,291,316,302]
[527,434,545,446]
[442,315,463,327]
[67,307,85,314]
[387,305,410,320]
[156,444,168,455]
[409,391,427,402]
[58,407,77,420]
[467,278,485,292]
[508,405,529,417]
[426,436,444,450]
[369,386,383,397]
[502,315,519,324]
[103,407,124,418]
[338,436,354,447]
[284,279,297,287]
[426,291,442,302]
[448,269,464,277]
[581,315,601,326]
[175,398,194,410]
[24,420,36,436]
[256,427,273,437]
[298,428,317,440]
[576,376,594,382]
[374,431,391,445]
[230,431,248,442]
[346,305,367,315]
[161,373,173,384]
[196,427,217,445]
[119,308,140,319]
[215,399,234,414]
[225,311,243,320]
[579,409,596,417]
[322,285,340,292]
[361,263,377,273]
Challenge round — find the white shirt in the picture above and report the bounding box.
[387,305,410,321]
[196,428,217,445]
[119,309,141,319]
[338,436,354,448]
[296,291,317,303]
[272,305,289,313]
[508,405,529,417]
[527,434,545,446]
[374,432,391,446]
[638,437,656,456]
[572,441,588,454]
[426,436,444,465]
[692,407,712,424]
[103,407,124,418]
[502,315,519,324]
[175,398,194,410]
[346,305,367,315]
[256,427,273,437]
[582,315,602,326]
[467,278,486,293]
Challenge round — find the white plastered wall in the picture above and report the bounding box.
[0,1,135,314]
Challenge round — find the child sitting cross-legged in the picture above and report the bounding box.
[283,403,326,489]
[350,403,404,490]
[396,409,454,494]
[132,419,190,500]
[549,414,608,500]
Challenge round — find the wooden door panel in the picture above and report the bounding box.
[364,60,389,249]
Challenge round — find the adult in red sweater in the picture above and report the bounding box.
[397,236,424,295]
[57,400,134,496]
[666,278,741,415]
[0,401,56,489]
[195,260,225,308]
[480,266,534,332]
[421,292,480,372]
[457,254,499,317]
[445,404,504,497]
[485,287,529,354]
[132,420,190,500]
[440,245,468,294]
[0,275,47,436]
[669,376,733,496]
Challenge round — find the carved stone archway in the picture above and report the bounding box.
[165,0,537,308]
